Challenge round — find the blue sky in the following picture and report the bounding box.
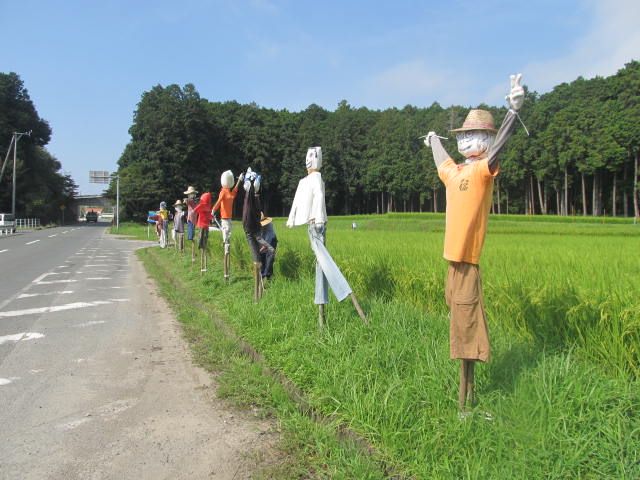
[1,0,639,194]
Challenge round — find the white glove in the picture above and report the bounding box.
[506,73,525,111]
[423,131,437,148]
[238,172,244,182]
[286,219,294,228]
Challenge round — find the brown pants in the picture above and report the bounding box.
[445,262,491,362]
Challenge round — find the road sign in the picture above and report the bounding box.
[89,171,111,184]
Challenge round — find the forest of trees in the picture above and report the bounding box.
[113,61,640,221]
[0,72,78,223]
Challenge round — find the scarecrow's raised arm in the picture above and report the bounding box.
[487,73,525,172]
[423,132,450,168]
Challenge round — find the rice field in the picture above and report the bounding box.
[138,213,640,478]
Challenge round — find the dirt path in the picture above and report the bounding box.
[1,242,277,479]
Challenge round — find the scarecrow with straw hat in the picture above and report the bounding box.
[423,73,525,412]
[173,199,186,254]
[212,170,244,281]
[184,186,199,262]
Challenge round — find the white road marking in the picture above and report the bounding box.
[48,234,57,238]
[74,320,106,328]
[0,249,8,253]
[0,332,45,345]
[56,417,91,431]
[35,279,78,285]
[25,240,40,245]
[0,377,21,386]
[86,277,111,280]
[0,299,128,318]
[62,230,69,234]
[18,291,74,299]
[29,369,44,374]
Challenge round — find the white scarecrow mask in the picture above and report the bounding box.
[221,170,234,188]
[456,130,495,159]
[305,147,322,170]
[243,167,261,193]
[452,109,497,160]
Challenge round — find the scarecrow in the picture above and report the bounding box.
[158,201,169,249]
[423,74,525,411]
[212,170,244,280]
[173,199,186,254]
[193,191,213,273]
[184,186,198,262]
[242,168,274,301]
[287,147,367,327]
[259,212,277,280]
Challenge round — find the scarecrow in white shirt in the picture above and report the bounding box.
[287,147,367,327]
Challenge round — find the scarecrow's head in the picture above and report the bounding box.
[452,110,497,160]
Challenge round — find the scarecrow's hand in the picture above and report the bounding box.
[506,73,525,111]
[423,131,437,148]
[238,172,244,182]
[286,219,294,228]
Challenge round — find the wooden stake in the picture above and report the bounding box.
[318,304,325,329]
[350,293,367,324]
[459,360,468,410]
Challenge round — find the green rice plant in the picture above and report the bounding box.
[135,213,640,478]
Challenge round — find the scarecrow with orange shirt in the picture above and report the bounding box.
[423,74,525,412]
[212,170,244,280]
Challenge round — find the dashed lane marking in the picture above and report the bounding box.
[0,332,45,345]
[0,300,129,318]
[17,291,74,299]
[25,240,40,245]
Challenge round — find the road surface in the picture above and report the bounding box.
[0,224,274,479]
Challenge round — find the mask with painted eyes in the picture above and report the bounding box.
[456,130,495,159]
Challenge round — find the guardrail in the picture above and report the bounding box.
[0,218,41,235]
[16,218,41,229]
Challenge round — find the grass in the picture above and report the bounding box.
[109,222,156,241]
[128,213,639,479]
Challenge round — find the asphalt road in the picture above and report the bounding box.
[0,224,273,479]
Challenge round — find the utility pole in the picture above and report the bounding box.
[10,131,31,216]
[115,174,120,230]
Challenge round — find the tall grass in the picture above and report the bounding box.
[139,214,640,478]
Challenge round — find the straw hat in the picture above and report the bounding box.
[183,185,198,195]
[450,109,497,134]
[173,199,183,207]
[260,212,272,226]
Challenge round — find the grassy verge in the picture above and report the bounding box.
[125,213,639,478]
[138,247,389,479]
[109,222,154,241]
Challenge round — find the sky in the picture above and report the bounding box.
[1,0,639,195]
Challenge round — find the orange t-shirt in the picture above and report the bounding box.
[212,186,238,219]
[438,157,498,265]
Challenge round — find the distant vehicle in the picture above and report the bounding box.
[85,211,98,223]
[0,213,16,233]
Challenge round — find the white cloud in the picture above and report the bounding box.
[487,0,640,101]
[364,59,467,107]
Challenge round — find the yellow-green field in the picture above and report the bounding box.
[128,214,640,478]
